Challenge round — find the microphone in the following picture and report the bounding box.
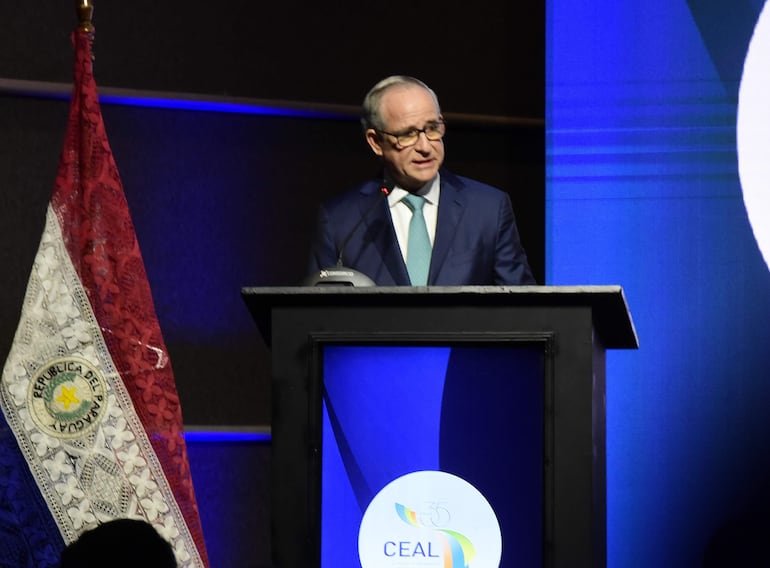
[303,179,394,286]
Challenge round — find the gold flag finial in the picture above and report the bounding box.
[76,0,94,32]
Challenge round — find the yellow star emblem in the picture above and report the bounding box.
[56,385,81,410]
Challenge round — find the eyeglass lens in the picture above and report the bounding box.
[395,122,445,147]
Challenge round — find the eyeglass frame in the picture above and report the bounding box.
[374,118,447,148]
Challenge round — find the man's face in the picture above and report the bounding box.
[365,85,445,191]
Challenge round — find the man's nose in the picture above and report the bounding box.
[414,131,432,151]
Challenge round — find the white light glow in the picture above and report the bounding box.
[738,4,770,272]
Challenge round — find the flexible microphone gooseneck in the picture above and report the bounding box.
[303,180,394,287]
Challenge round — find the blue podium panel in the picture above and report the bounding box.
[321,344,544,568]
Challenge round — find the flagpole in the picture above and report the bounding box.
[75,0,94,32]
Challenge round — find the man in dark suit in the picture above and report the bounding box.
[307,75,535,286]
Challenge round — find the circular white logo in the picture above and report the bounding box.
[358,470,502,568]
[738,3,770,272]
[27,356,108,439]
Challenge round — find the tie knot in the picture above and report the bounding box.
[402,193,426,212]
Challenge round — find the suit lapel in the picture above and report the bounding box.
[429,173,467,284]
[358,184,411,285]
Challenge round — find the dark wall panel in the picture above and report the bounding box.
[0,1,544,118]
[187,440,271,567]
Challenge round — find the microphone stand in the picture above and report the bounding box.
[303,182,393,286]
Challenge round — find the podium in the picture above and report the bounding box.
[242,286,637,568]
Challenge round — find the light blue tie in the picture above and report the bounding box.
[402,194,432,285]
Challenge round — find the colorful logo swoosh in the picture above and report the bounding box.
[395,503,476,568]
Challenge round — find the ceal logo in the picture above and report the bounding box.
[358,471,502,567]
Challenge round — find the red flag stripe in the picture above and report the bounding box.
[50,28,208,565]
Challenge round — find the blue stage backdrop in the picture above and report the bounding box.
[548,0,770,565]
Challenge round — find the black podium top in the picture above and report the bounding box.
[241,285,638,350]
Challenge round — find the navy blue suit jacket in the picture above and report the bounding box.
[308,170,536,286]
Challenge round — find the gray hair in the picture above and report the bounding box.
[361,75,441,132]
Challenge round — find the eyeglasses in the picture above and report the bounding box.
[376,119,446,148]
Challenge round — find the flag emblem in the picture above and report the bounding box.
[28,356,107,440]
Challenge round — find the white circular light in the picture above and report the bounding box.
[358,470,502,568]
[738,4,770,272]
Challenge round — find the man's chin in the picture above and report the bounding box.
[402,170,438,189]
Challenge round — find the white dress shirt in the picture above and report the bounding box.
[387,174,441,264]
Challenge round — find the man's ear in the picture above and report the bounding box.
[365,129,384,157]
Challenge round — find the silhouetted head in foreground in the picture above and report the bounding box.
[60,518,176,567]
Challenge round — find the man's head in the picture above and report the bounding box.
[60,519,177,567]
[362,76,446,191]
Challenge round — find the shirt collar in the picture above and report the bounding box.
[388,173,441,207]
